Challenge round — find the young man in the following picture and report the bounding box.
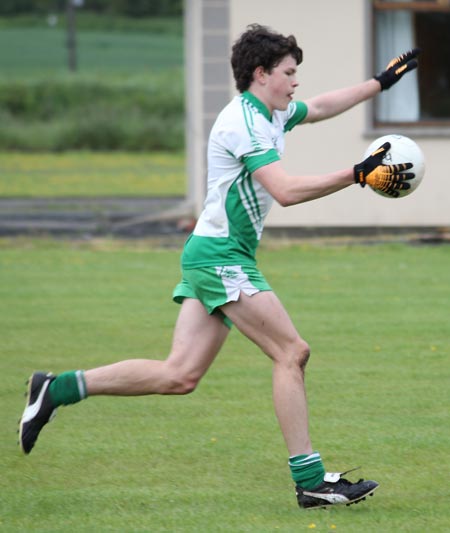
[19,24,419,510]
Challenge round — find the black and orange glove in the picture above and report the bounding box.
[374,48,421,91]
[354,142,415,198]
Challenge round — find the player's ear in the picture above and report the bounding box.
[254,66,267,85]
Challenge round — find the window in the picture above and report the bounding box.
[372,0,450,129]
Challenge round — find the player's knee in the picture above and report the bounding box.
[165,370,200,395]
[177,375,199,395]
[286,337,310,369]
[297,339,311,369]
[273,337,310,370]
[278,337,310,370]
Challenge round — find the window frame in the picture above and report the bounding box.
[368,0,450,137]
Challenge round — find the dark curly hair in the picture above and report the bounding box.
[231,24,303,93]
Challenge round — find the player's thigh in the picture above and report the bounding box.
[221,291,306,361]
[166,297,230,378]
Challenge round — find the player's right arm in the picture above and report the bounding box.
[252,160,354,206]
[253,142,414,206]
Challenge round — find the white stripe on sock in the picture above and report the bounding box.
[75,370,87,399]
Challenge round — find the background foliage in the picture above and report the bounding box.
[0,8,184,152]
[0,72,184,151]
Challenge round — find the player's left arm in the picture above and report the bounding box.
[302,48,421,124]
[303,78,380,123]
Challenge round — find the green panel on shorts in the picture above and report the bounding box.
[172,275,232,328]
[172,265,272,329]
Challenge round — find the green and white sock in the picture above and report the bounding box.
[48,370,88,407]
[289,452,326,490]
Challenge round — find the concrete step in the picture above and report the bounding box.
[0,197,195,237]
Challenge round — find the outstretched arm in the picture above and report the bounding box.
[302,48,420,124]
[303,78,380,123]
[252,142,414,206]
[253,160,354,206]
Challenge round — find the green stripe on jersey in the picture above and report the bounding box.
[227,169,260,250]
[181,170,261,269]
[242,148,279,173]
[284,101,308,131]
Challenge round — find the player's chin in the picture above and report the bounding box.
[275,100,290,111]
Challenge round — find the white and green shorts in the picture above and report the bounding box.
[172,265,272,327]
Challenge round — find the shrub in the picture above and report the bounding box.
[0,71,185,151]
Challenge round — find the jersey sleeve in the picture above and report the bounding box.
[217,118,280,173]
[284,101,308,131]
[242,149,280,173]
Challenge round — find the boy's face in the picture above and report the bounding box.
[263,55,299,112]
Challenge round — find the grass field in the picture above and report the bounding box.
[0,151,186,197]
[0,238,449,532]
[0,24,183,76]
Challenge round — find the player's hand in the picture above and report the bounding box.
[354,142,415,197]
[354,142,391,186]
[374,48,421,91]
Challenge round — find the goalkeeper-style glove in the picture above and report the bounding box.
[354,142,415,198]
[374,48,421,91]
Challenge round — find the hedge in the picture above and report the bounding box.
[0,72,185,151]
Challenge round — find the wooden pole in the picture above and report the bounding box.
[67,0,77,71]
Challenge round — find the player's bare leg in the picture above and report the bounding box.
[221,291,312,456]
[221,291,379,508]
[85,298,229,396]
[19,298,229,454]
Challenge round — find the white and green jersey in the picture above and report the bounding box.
[182,91,308,269]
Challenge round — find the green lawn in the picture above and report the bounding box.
[0,239,449,532]
[0,151,186,196]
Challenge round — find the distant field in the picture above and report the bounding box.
[0,23,183,77]
[0,151,186,196]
